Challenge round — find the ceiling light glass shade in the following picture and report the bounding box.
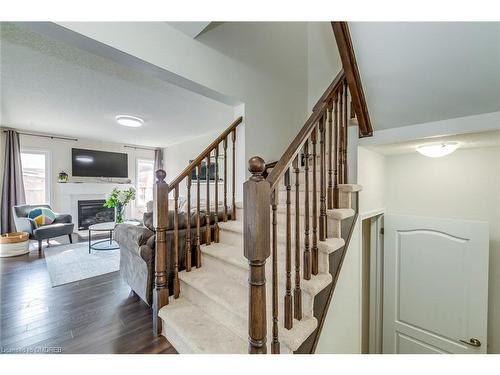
[416,142,459,158]
[115,115,143,127]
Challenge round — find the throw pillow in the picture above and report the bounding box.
[28,207,56,227]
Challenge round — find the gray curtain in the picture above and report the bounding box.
[1,130,26,234]
[154,148,164,179]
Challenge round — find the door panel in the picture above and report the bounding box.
[383,215,489,354]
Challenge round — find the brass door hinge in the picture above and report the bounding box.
[380,227,384,235]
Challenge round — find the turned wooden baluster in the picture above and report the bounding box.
[244,156,270,354]
[186,174,192,272]
[311,127,319,276]
[232,129,237,220]
[173,185,180,298]
[284,168,293,330]
[214,144,220,243]
[319,114,327,242]
[327,100,334,209]
[303,141,311,280]
[271,190,280,354]
[343,79,349,183]
[333,93,340,208]
[292,155,302,321]
[153,169,169,334]
[339,84,345,184]
[205,153,211,244]
[196,163,202,268]
[223,137,228,222]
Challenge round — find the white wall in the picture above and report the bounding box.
[316,218,362,353]
[307,22,342,110]
[358,146,386,215]
[18,134,155,220]
[384,146,500,353]
[56,22,309,167]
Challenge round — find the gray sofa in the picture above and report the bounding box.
[115,206,227,306]
[12,204,74,252]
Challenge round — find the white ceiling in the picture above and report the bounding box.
[0,23,235,148]
[350,22,500,130]
[368,130,500,155]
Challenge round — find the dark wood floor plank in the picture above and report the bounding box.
[0,243,176,354]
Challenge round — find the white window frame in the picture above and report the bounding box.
[21,148,52,206]
[136,158,154,208]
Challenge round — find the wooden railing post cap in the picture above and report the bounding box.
[248,156,266,181]
[156,169,167,183]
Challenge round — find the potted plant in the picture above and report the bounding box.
[103,187,136,224]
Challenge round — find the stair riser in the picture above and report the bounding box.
[275,213,342,238]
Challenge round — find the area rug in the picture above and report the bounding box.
[44,242,120,287]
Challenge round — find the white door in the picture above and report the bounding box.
[383,214,489,354]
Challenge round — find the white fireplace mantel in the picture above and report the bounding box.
[57,182,134,229]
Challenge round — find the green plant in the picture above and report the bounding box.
[103,187,136,209]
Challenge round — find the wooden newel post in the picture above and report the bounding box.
[153,169,169,335]
[244,156,271,354]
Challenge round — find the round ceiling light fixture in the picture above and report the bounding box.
[416,142,459,158]
[115,115,144,128]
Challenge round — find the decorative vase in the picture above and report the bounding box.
[58,171,68,183]
[115,203,125,224]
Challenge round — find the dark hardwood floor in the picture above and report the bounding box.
[0,240,177,354]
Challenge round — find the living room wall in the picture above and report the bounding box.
[2,132,156,222]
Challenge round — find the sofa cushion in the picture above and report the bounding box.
[115,224,155,261]
[28,207,56,226]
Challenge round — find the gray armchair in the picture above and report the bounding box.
[12,204,74,252]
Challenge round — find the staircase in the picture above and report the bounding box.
[158,173,361,353]
[150,22,372,354]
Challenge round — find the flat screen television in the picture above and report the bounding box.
[72,148,128,178]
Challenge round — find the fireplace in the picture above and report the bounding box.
[77,199,114,230]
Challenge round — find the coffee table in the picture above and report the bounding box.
[88,221,139,253]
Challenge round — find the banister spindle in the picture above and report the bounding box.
[319,114,327,242]
[327,100,333,210]
[205,153,211,244]
[214,144,220,243]
[244,156,270,354]
[333,93,339,208]
[153,169,169,334]
[196,163,202,268]
[223,137,228,222]
[173,185,180,298]
[292,155,302,321]
[311,127,319,276]
[338,84,344,185]
[343,79,349,184]
[186,174,192,272]
[232,129,237,220]
[271,190,280,354]
[303,141,311,280]
[284,168,293,330]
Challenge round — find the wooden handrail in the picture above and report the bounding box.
[332,22,373,137]
[167,116,243,191]
[266,74,344,190]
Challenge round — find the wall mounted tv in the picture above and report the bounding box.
[72,148,128,178]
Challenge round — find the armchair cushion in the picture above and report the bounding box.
[28,207,56,226]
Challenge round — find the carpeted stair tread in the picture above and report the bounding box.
[158,297,247,354]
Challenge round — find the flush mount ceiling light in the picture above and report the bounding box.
[115,115,143,128]
[416,142,459,158]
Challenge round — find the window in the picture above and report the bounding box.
[21,150,50,205]
[136,159,154,207]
